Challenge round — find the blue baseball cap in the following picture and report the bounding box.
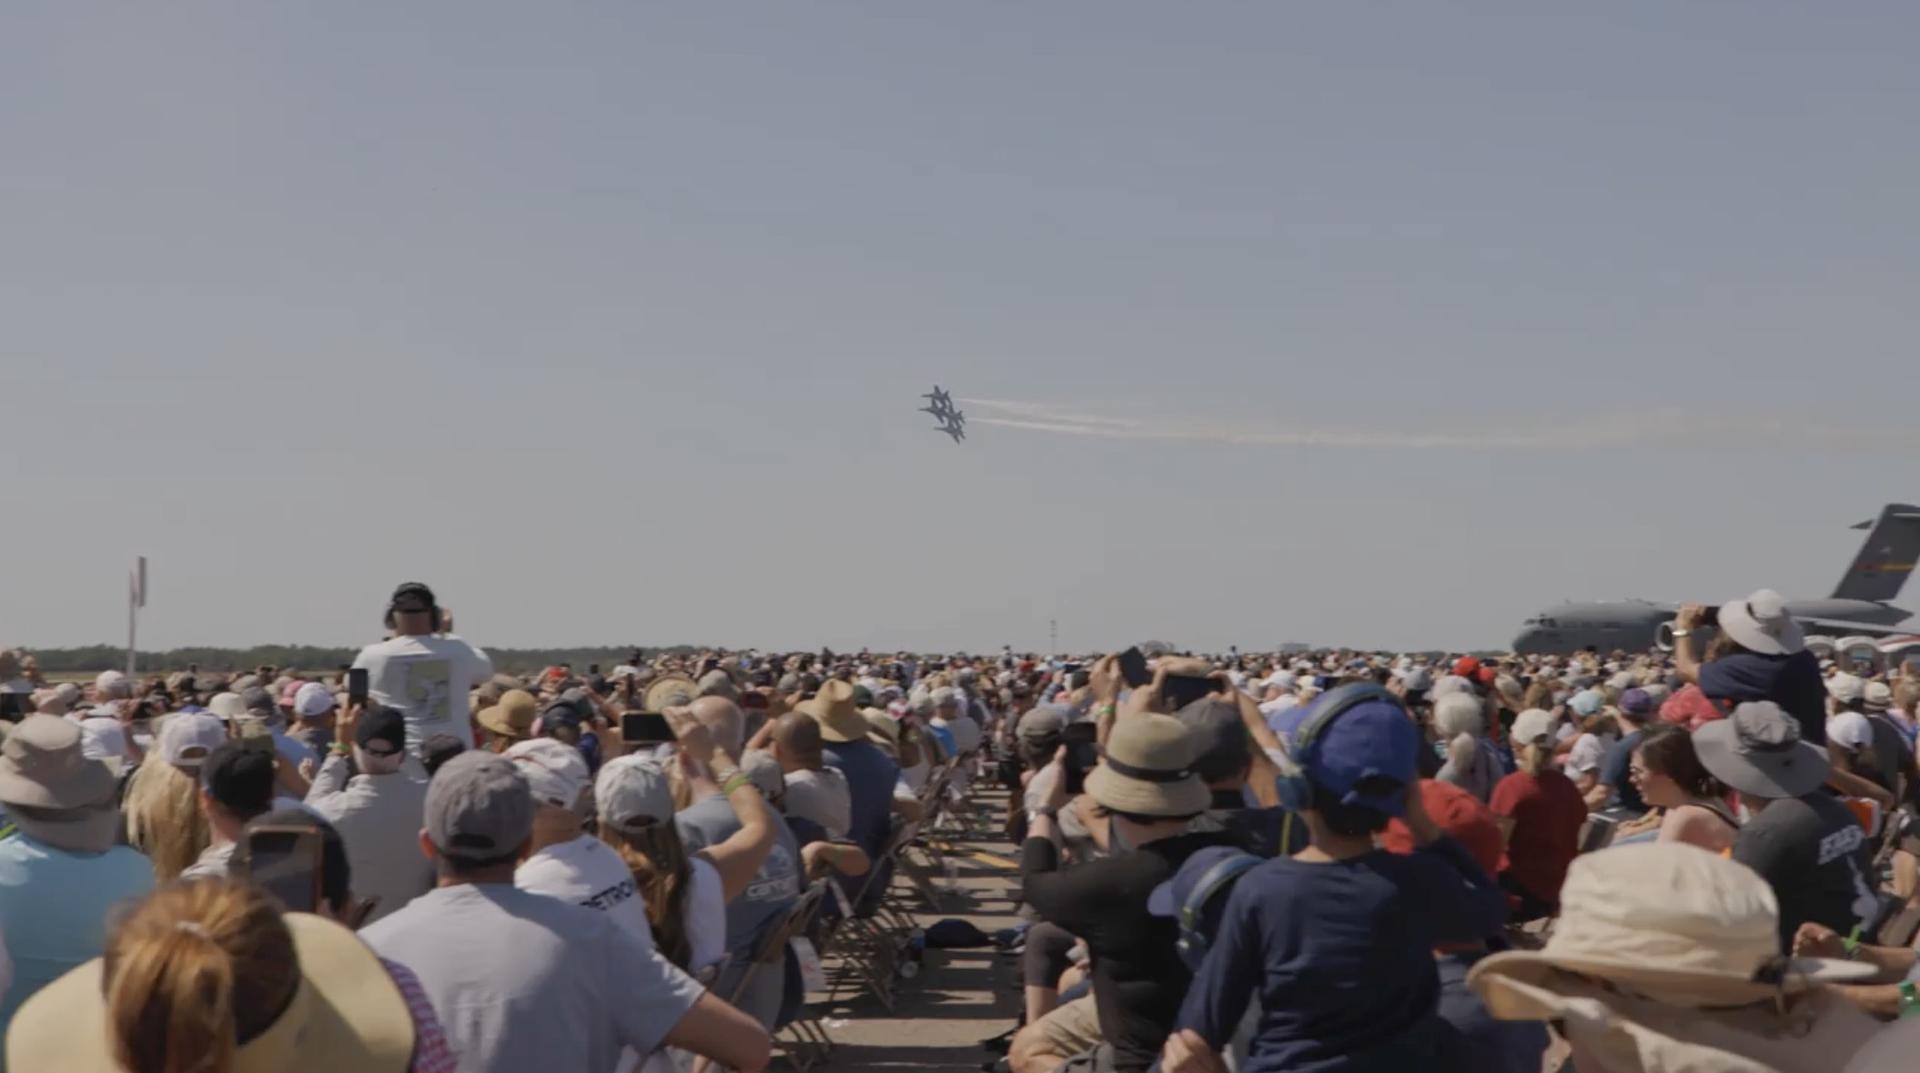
[1275,691,1420,816]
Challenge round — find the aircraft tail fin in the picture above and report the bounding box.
[1832,504,1920,602]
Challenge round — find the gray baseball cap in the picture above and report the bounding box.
[1693,701,1829,800]
[1174,697,1251,784]
[240,686,277,717]
[426,751,534,860]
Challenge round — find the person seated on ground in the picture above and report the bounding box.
[182,739,278,880]
[304,703,431,925]
[670,711,802,1029]
[0,715,154,1044]
[1373,780,1548,1073]
[1615,722,1739,853]
[5,877,448,1073]
[1011,708,1229,1073]
[597,744,778,975]
[120,711,225,881]
[1468,843,1882,1073]
[765,712,851,840]
[1695,701,1879,950]
[1161,685,1508,1073]
[1672,592,1827,742]
[360,751,770,1073]
[1591,686,1657,816]
[1490,709,1586,920]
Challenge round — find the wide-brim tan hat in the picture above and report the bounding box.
[7,913,414,1073]
[643,673,699,713]
[1083,712,1209,817]
[1469,842,1873,1015]
[800,680,870,744]
[476,688,537,740]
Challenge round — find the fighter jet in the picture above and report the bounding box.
[1510,504,1920,654]
[921,386,967,444]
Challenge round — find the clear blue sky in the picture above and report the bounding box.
[4,4,1917,654]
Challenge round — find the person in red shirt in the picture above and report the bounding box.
[1490,708,1587,921]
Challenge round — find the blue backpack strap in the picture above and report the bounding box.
[1176,852,1263,968]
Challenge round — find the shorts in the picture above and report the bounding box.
[1030,994,1102,1058]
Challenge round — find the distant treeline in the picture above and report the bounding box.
[23,645,707,676]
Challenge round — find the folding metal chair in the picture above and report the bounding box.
[700,883,832,1073]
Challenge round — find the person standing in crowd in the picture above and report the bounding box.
[1693,701,1877,950]
[360,752,770,1073]
[1489,708,1586,920]
[1012,712,1228,1073]
[1671,591,1827,742]
[290,680,338,756]
[1432,691,1503,803]
[0,716,154,1056]
[304,703,432,925]
[597,749,778,974]
[474,688,537,753]
[1163,687,1508,1073]
[1468,843,1881,1073]
[6,879,441,1073]
[120,711,226,882]
[1623,723,1739,853]
[1590,687,1656,816]
[352,582,494,753]
[180,739,277,880]
[1175,696,1303,859]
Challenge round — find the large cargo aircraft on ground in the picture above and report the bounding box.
[1511,504,1920,655]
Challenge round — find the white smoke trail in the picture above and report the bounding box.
[957,398,1920,453]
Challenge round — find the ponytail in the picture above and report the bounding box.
[102,881,297,1073]
[1518,739,1553,777]
[108,921,238,1073]
[605,827,694,970]
[1445,733,1477,774]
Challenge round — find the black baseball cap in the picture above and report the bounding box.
[201,740,276,818]
[389,582,436,610]
[421,733,468,778]
[354,705,407,757]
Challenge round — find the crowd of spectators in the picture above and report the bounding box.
[2,582,1920,1072]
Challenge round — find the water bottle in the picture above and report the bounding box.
[898,927,926,978]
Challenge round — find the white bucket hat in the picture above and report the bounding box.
[1469,843,1872,1014]
[1717,589,1806,656]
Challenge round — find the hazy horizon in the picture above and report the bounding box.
[5,5,1917,655]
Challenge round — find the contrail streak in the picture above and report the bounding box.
[959,398,1920,453]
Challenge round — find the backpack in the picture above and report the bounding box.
[1170,850,1264,972]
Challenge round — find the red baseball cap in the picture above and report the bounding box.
[1451,657,1481,679]
[1379,779,1505,877]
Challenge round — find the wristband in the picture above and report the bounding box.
[329,742,351,757]
[722,772,754,796]
[1901,981,1920,1019]
[1843,926,1862,958]
[1093,703,1117,717]
[1670,629,1691,639]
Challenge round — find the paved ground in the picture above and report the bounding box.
[811,794,1024,1073]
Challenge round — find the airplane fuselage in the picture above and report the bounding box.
[1511,598,1912,654]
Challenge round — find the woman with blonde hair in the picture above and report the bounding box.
[121,714,227,882]
[5,878,425,1073]
[1490,708,1587,921]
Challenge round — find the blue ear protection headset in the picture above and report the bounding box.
[1272,682,1399,813]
